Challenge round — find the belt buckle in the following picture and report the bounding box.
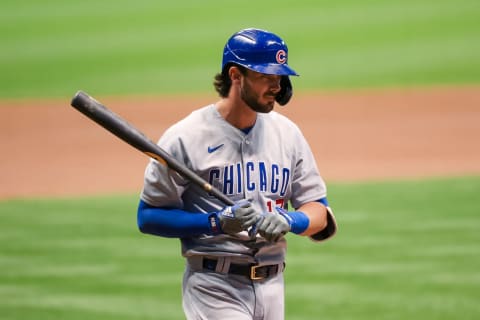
[250,265,264,281]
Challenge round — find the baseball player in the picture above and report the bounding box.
[137,27,337,320]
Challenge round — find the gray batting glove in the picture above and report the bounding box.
[256,209,291,242]
[216,199,258,235]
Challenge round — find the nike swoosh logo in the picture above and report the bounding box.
[208,144,224,153]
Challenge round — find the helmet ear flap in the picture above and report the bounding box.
[276,76,293,106]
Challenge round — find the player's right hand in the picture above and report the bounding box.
[216,200,258,235]
[256,208,291,242]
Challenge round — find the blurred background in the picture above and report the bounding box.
[1,0,479,319]
[2,0,479,98]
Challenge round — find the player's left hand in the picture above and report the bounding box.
[256,207,291,242]
[216,199,258,235]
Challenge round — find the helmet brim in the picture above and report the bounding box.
[245,63,299,76]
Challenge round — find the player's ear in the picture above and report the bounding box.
[229,66,243,82]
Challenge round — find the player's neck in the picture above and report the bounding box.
[216,98,257,130]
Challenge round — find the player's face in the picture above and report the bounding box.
[240,70,281,114]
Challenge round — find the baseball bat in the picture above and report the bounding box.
[70,90,234,206]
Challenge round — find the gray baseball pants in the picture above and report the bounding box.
[182,256,285,320]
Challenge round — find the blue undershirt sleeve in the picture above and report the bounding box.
[317,197,329,207]
[137,199,219,238]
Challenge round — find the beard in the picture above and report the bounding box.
[240,81,276,114]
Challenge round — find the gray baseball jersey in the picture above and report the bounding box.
[141,104,327,265]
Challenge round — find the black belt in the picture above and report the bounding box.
[202,258,284,281]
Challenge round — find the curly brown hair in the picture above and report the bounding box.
[213,64,247,98]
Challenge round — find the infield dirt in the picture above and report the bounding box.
[1,86,479,199]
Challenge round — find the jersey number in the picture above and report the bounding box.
[266,199,285,212]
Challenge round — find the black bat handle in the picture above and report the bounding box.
[70,91,234,206]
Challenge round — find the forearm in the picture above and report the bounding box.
[137,200,218,238]
[295,201,328,236]
[294,200,338,242]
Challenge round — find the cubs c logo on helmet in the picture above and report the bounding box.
[276,50,287,64]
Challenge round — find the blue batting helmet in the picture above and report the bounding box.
[222,28,299,76]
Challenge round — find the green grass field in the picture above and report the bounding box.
[1,0,479,98]
[1,177,479,319]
